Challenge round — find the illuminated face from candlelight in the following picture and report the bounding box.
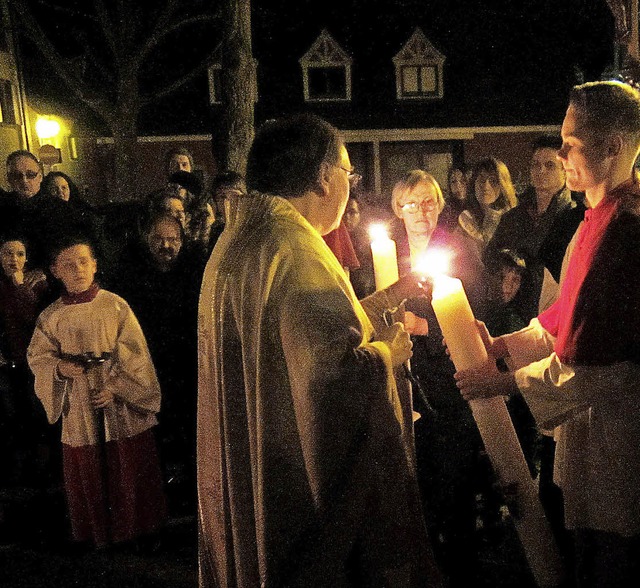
[343,198,361,232]
[474,170,501,206]
[399,179,440,239]
[500,268,522,303]
[488,267,522,304]
[557,105,610,193]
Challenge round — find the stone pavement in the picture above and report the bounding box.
[0,484,197,588]
[0,484,567,587]
[0,517,197,588]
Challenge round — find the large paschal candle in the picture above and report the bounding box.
[431,275,564,588]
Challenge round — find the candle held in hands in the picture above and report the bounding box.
[431,275,486,370]
[369,224,399,291]
[430,273,564,588]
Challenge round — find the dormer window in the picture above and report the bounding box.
[393,28,445,100]
[300,30,352,102]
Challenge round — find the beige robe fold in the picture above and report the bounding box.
[197,194,439,587]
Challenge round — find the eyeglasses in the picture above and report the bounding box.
[8,170,40,181]
[338,165,362,189]
[401,199,439,214]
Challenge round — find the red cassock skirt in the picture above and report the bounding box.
[62,428,167,546]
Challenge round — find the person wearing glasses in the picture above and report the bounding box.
[389,169,491,587]
[198,115,442,588]
[1,151,43,229]
[105,211,204,519]
[6,150,43,200]
[1,151,48,272]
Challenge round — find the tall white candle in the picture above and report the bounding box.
[369,225,399,291]
[431,275,564,588]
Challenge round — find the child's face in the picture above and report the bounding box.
[51,244,97,294]
[49,176,71,201]
[0,241,27,276]
[500,268,522,304]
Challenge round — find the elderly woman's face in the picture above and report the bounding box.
[399,180,440,238]
[474,169,501,206]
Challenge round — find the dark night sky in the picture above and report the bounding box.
[19,0,616,135]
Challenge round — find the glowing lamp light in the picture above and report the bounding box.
[35,117,61,140]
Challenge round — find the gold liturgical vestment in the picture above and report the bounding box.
[197,194,440,587]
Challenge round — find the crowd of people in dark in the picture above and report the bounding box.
[0,88,630,587]
[0,147,243,550]
[339,138,584,586]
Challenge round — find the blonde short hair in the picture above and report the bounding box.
[391,170,445,218]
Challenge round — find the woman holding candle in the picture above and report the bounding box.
[387,170,493,587]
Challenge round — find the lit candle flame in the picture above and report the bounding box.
[413,249,451,278]
[368,223,390,242]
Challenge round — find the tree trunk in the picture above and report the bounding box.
[110,127,139,202]
[217,0,255,175]
[108,76,140,202]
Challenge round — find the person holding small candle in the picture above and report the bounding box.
[455,80,640,588]
[197,115,442,587]
[388,170,491,587]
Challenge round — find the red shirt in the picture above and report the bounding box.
[323,222,360,271]
[538,177,640,365]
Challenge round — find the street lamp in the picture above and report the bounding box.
[35,116,63,166]
[35,116,61,143]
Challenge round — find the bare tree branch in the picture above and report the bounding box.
[134,11,221,69]
[91,0,118,59]
[34,0,96,21]
[11,0,115,122]
[82,44,116,85]
[140,40,223,106]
